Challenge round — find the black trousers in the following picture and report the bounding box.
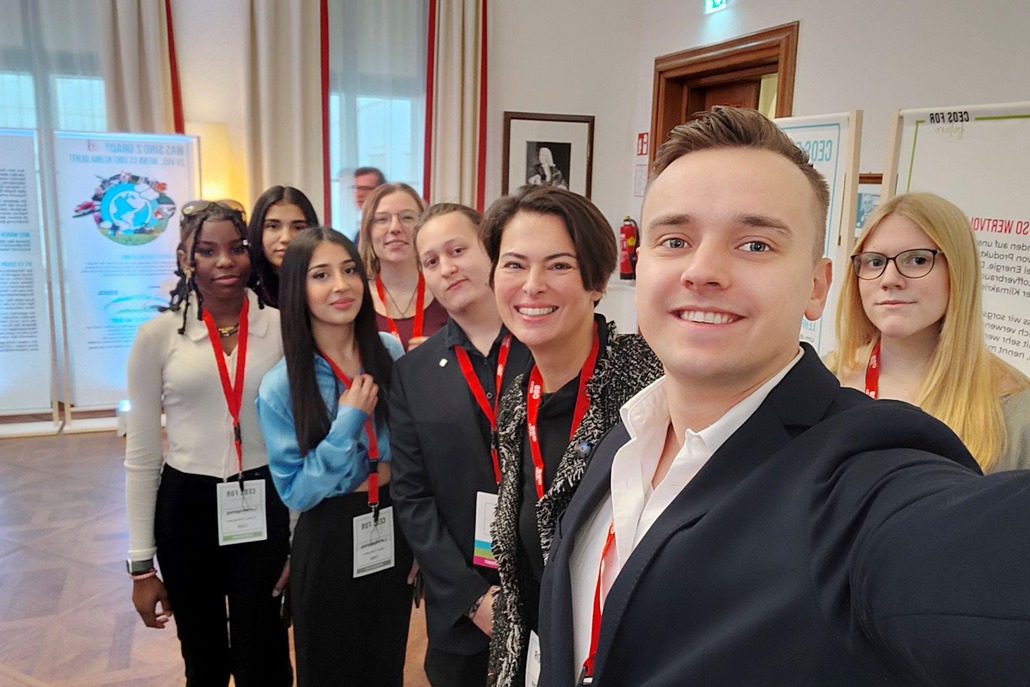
[291,488,414,687]
[155,465,292,687]
[424,646,490,687]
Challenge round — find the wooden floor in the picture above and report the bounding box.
[0,431,429,687]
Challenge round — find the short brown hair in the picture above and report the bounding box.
[481,186,617,293]
[413,202,483,249]
[357,182,426,277]
[651,107,829,259]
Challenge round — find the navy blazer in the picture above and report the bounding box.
[539,345,1030,686]
[390,322,531,655]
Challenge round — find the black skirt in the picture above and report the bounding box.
[291,487,414,687]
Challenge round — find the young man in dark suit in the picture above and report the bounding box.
[390,204,531,687]
[538,107,1030,686]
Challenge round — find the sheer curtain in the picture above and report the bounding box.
[0,0,108,132]
[243,1,323,213]
[425,0,488,210]
[103,0,178,133]
[326,0,428,236]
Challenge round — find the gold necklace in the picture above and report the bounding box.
[216,324,239,338]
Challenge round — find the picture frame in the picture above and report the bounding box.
[502,111,595,198]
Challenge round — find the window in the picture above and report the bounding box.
[0,0,107,133]
[326,0,428,236]
[52,75,106,131]
[0,71,35,128]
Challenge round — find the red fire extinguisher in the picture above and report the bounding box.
[619,216,639,280]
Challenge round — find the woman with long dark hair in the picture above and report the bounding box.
[257,227,413,686]
[125,200,292,686]
[248,186,320,307]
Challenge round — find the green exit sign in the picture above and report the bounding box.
[704,0,728,13]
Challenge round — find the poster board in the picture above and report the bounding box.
[775,111,862,355]
[52,131,199,410]
[884,102,1030,375]
[0,128,59,432]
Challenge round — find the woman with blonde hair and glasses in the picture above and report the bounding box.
[832,191,1030,472]
[358,182,448,351]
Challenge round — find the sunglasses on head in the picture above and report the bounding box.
[181,198,247,221]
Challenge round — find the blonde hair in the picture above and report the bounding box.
[833,192,1029,471]
[357,182,426,278]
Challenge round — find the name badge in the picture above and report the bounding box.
[525,630,541,687]
[216,479,267,546]
[473,491,499,569]
[353,506,396,578]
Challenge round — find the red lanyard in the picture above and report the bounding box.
[201,297,250,476]
[580,521,616,685]
[526,323,600,500]
[453,334,512,484]
[320,351,381,515]
[375,274,426,341]
[864,340,881,399]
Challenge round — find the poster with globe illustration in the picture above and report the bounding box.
[53,131,199,407]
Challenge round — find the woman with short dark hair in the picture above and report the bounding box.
[481,186,663,686]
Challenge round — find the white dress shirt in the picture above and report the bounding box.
[570,348,803,676]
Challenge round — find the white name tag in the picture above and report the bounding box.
[525,630,541,687]
[353,506,396,578]
[216,479,267,546]
[473,491,499,569]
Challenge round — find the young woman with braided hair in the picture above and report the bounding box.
[124,200,293,686]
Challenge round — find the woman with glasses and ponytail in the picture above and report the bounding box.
[256,227,413,686]
[832,192,1030,473]
[358,182,448,351]
[124,200,293,686]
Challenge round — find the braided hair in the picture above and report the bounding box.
[165,202,266,334]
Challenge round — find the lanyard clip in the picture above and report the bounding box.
[369,502,380,525]
[233,422,242,444]
[577,666,594,686]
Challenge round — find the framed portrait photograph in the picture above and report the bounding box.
[502,112,595,198]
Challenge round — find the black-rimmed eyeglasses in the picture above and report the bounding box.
[851,248,943,280]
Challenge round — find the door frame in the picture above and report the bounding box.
[650,22,799,168]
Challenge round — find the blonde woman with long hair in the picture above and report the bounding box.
[358,182,448,351]
[832,192,1030,472]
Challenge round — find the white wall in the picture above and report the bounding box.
[485,0,643,217]
[169,0,250,202]
[485,0,645,329]
[630,0,1030,196]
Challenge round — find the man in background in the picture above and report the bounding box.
[352,166,387,212]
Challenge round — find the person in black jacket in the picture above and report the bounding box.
[538,106,1030,687]
[390,203,531,687]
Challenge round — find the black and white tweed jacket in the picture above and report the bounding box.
[488,319,663,687]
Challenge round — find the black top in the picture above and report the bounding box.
[516,321,609,632]
[446,318,512,470]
